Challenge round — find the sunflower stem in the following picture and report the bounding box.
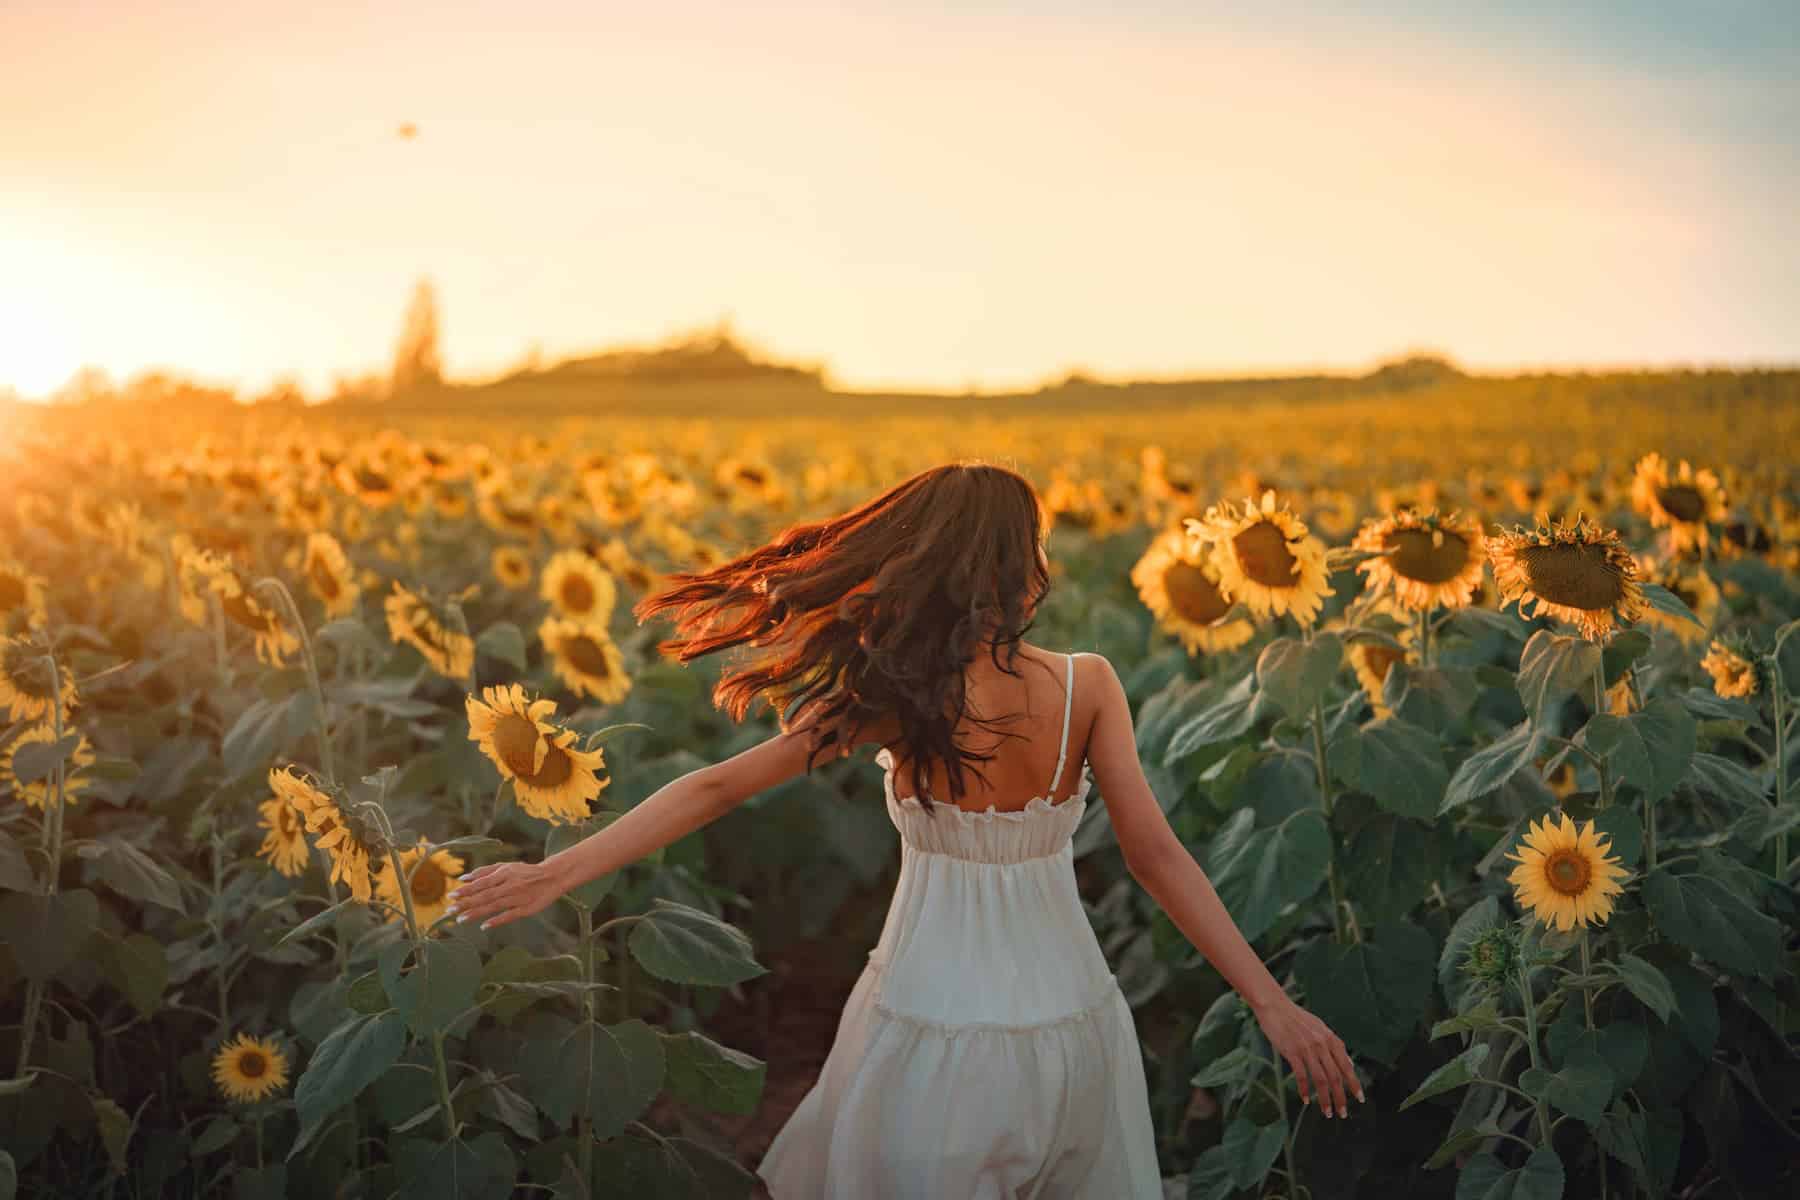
[1515,959,1555,1146]
[1309,698,1350,943]
[255,578,335,788]
[1269,1031,1302,1200]
[578,904,596,1186]
[1417,604,1431,668]
[430,1031,459,1141]
[254,1111,264,1170]
[211,833,231,1035]
[1772,668,1788,882]
[1580,929,1608,1199]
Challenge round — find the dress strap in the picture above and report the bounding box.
[1048,652,1075,795]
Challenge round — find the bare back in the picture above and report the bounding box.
[878,647,1092,814]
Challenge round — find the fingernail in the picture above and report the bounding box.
[480,921,492,930]
[456,915,467,923]
[445,904,458,916]
[457,873,470,880]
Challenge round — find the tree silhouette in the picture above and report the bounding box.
[391,277,444,395]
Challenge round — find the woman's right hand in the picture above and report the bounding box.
[1250,995,1363,1118]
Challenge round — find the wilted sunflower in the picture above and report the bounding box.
[270,766,377,902]
[491,545,533,591]
[539,616,633,703]
[1129,528,1255,655]
[1351,508,1488,612]
[255,788,310,877]
[1,723,94,808]
[212,1033,289,1103]
[466,683,608,825]
[0,559,48,631]
[1184,490,1331,627]
[540,550,617,624]
[1700,638,1759,699]
[1504,812,1629,932]
[182,551,301,666]
[0,636,78,726]
[1631,554,1719,646]
[384,582,475,681]
[376,837,466,932]
[1630,453,1727,554]
[1484,513,1647,642]
[301,532,361,618]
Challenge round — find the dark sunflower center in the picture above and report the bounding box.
[1161,561,1230,624]
[0,573,24,612]
[560,575,596,613]
[1386,527,1471,584]
[1361,644,1404,683]
[561,635,614,678]
[500,503,534,530]
[354,467,392,494]
[1655,485,1705,523]
[237,1051,267,1078]
[1544,849,1591,896]
[1517,542,1625,611]
[411,861,448,904]
[1233,520,1300,588]
[493,714,545,778]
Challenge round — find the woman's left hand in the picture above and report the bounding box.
[445,859,565,931]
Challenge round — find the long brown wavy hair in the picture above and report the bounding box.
[633,461,1053,814]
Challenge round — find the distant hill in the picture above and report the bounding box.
[492,322,826,389]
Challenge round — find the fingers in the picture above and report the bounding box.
[1332,1036,1364,1105]
[1310,1042,1348,1118]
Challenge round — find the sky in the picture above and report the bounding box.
[2,0,1795,398]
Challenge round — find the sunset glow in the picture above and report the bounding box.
[3,0,1794,398]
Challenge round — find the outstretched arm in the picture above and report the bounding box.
[1082,653,1365,1120]
[447,702,860,931]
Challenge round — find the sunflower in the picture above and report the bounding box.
[540,551,617,624]
[275,484,334,534]
[0,560,48,631]
[270,766,377,902]
[465,683,608,825]
[0,636,78,727]
[1484,513,1647,642]
[301,532,361,618]
[1183,490,1331,627]
[1504,811,1629,932]
[539,616,633,704]
[255,789,310,877]
[1630,453,1727,554]
[1631,554,1719,646]
[376,837,466,932]
[491,545,534,591]
[1343,620,1417,719]
[1,723,94,808]
[1129,528,1255,655]
[1700,638,1759,699]
[334,452,405,510]
[182,551,301,666]
[340,504,370,543]
[599,538,661,595]
[384,582,475,681]
[476,483,539,538]
[212,1033,290,1103]
[431,484,471,521]
[1351,508,1488,612]
[1604,668,1636,715]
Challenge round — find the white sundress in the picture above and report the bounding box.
[756,652,1164,1199]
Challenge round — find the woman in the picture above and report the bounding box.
[447,461,1363,1197]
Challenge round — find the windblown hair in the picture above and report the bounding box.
[633,461,1052,814]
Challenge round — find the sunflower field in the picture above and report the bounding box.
[0,368,1795,1199]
